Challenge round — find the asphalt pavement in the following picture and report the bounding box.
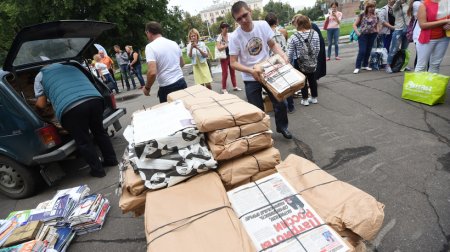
[1,42,450,252]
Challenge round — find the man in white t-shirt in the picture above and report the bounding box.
[143,21,187,103]
[229,1,292,139]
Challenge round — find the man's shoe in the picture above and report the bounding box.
[300,99,309,106]
[385,65,393,73]
[277,128,293,139]
[308,97,318,104]
[102,160,119,167]
[90,170,106,178]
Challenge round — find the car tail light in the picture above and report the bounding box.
[37,125,61,148]
[110,93,117,109]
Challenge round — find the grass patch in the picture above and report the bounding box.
[114,63,148,80]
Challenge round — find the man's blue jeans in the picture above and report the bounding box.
[387,29,409,64]
[243,81,288,131]
[133,64,145,87]
[120,64,136,88]
[104,73,119,93]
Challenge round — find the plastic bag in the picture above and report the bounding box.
[401,72,450,105]
[391,49,410,73]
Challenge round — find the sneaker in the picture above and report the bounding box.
[222,89,228,94]
[353,69,360,74]
[403,67,412,71]
[385,65,393,74]
[300,99,310,106]
[362,67,372,71]
[308,97,318,104]
[326,58,331,61]
[335,57,342,60]
[233,87,242,91]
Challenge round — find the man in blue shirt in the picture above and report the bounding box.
[34,63,117,177]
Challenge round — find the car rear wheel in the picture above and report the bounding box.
[0,156,39,199]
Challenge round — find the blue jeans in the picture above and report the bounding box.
[243,81,288,131]
[104,73,119,93]
[132,64,145,87]
[120,64,136,88]
[381,33,392,53]
[157,78,187,103]
[388,29,409,65]
[327,28,340,58]
[356,33,378,69]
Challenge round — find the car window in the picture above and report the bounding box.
[13,38,90,67]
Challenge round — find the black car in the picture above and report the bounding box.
[0,21,126,199]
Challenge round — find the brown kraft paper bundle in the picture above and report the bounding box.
[167,84,220,102]
[255,54,306,102]
[144,172,255,252]
[183,94,266,132]
[217,147,281,189]
[208,132,273,161]
[207,115,271,145]
[276,154,385,241]
[119,186,146,217]
[226,168,278,191]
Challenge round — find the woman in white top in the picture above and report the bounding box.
[187,28,213,89]
[93,54,119,93]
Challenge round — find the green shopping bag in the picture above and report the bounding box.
[402,72,450,105]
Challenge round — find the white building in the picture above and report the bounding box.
[200,0,263,25]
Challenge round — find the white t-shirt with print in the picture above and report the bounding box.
[229,20,274,81]
[145,37,184,87]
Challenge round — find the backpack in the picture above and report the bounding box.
[391,49,410,73]
[369,51,382,70]
[293,31,317,74]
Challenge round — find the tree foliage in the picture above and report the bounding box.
[263,0,295,25]
[297,0,326,22]
[0,0,184,64]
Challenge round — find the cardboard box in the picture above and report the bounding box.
[217,147,281,189]
[3,221,43,247]
[144,172,255,252]
[167,85,219,102]
[182,94,266,132]
[276,154,385,241]
[208,132,273,161]
[255,54,306,102]
[119,186,146,217]
[207,115,270,145]
[263,95,273,113]
[123,165,146,197]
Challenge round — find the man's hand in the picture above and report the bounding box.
[251,66,263,82]
[143,86,151,96]
[281,54,289,64]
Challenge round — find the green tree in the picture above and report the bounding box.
[0,0,180,64]
[182,12,208,40]
[377,0,388,8]
[297,0,325,22]
[263,0,295,25]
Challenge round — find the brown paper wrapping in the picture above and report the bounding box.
[207,115,271,145]
[217,147,280,189]
[225,168,277,191]
[167,85,219,102]
[276,154,385,241]
[119,186,146,217]
[208,132,273,161]
[123,165,146,196]
[255,55,306,102]
[183,94,266,132]
[145,172,255,252]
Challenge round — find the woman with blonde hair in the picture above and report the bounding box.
[93,54,120,93]
[352,0,379,74]
[288,14,320,106]
[187,28,213,89]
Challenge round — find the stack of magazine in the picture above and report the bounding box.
[68,194,110,235]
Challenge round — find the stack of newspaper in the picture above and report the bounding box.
[68,194,110,235]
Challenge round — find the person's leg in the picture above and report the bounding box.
[61,103,104,176]
[428,38,450,73]
[400,30,410,50]
[105,74,119,93]
[384,34,392,53]
[86,99,117,165]
[387,30,401,65]
[301,77,309,100]
[415,41,433,72]
[243,81,264,111]
[228,59,238,88]
[262,85,289,132]
[363,33,377,68]
[355,34,368,69]
[327,29,333,58]
[134,65,145,87]
[334,28,340,57]
[120,65,131,89]
[220,59,228,90]
[286,96,294,112]
[308,73,318,98]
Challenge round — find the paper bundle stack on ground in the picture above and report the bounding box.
[144,172,255,252]
[217,147,281,190]
[68,194,110,235]
[227,173,350,252]
[0,240,47,251]
[167,84,220,102]
[255,54,306,102]
[118,148,148,217]
[123,100,218,190]
[276,154,385,242]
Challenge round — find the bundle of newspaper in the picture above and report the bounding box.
[0,240,47,251]
[255,54,306,102]
[123,101,218,190]
[68,194,110,235]
[167,84,220,102]
[227,173,350,252]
